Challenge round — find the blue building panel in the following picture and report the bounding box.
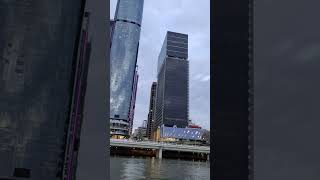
[161,126,205,141]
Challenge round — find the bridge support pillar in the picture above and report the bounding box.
[207,154,209,161]
[156,147,163,159]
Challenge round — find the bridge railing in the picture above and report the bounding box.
[110,139,210,149]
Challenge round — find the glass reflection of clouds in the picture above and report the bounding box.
[110,21,141,120]
[115,0,144,25]
[110,0,144,137]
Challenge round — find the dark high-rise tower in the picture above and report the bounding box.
[146,82,157,139]
[110,0,144,138]
[0,1,87,180]
[154,31,189,129]
[128,66,139,135]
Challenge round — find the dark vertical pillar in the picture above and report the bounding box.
[212,0,251,179]
[0,0,87,179]
[75,0,109,179]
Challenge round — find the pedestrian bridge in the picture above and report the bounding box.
[110,139,210,159]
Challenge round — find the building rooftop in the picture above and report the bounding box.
[160,126,206,141]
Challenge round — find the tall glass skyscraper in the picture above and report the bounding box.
[110,0,144,138]
[110,19,115,47]
[155,31,189,129]
[0,1,87,179]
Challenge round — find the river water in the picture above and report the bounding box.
[110,156,210,180]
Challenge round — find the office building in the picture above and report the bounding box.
[110,0,144,138]
[135,120,147,140]
[154,31,189,129]
[128,66,139,135]
[136,127,147,140]
[0,2,87,179]
[146,82,157,139]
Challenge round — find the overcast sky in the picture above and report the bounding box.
[110,0,210,130]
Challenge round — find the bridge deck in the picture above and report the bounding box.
[110,139,210,154]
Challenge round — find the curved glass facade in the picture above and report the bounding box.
[0,0,85,179]
[115,0,144,25]
[110,21,140,120]
[110,0,144,137]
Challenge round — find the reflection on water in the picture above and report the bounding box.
[110,156,210,180]
[121,158,146,179]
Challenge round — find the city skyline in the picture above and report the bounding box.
[110,0,210,131]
